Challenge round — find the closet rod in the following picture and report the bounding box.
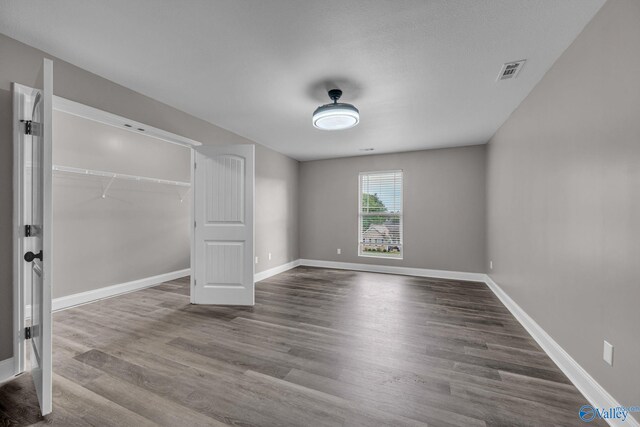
[52,165,191,187]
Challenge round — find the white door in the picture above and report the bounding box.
[22,59,53,415]
[192,144,255,305]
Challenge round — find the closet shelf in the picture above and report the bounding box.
[52,165,191,187]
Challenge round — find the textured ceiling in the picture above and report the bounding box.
[0,0,605,160]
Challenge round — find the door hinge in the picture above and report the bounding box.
[25,327,31,340]
[194,221,196,228]
[194,162,197,170]
[25,225,32,237]
[21,120,33,135]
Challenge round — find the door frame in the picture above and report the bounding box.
[12,83,33,377]
[11,91,203,379]
[190,148,196,303]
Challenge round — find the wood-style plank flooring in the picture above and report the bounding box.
[0,267,602,426]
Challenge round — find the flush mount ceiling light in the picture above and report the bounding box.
[312,89,359,130]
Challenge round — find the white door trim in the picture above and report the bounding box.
[190,148,196,303]
[12,83,34,378]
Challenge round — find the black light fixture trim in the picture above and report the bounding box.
[328,89,343,103]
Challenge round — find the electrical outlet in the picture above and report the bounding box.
[337,248,341,255]
[255,256,259,264]
[489,260,493,270]
[603,341,614,366]
[268,252,272,261]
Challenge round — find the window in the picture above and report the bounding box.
[358,170,403,259]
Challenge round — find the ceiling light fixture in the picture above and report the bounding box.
[312,89,359,130]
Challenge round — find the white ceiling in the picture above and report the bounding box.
[0,0,605,161]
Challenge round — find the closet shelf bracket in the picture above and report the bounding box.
[102,176,116,199]
[179,187,192,203]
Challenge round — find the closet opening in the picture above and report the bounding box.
[15,92,200,374]
[11,65,255,417]
[48,102,195,309]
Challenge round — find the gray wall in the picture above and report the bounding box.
[255,144,299,271]
[0,33,299,361]
[52,110,190,299]
[486,0,640,406]
[299,146,486,273]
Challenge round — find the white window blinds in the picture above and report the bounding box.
[358,170,403,258]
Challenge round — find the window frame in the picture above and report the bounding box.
[357,169,404,260]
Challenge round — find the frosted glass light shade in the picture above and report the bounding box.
[312,103,360,130]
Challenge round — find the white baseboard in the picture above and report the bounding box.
[31,262,306,313]
[27,260,305,314]
[53,268,191,311]
[0,357,15,384]
[484,275,638,427]
[255,259,301,282]
[298,259,486,282]
[26,269,191,315]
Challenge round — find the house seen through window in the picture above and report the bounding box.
[358,170,403,258]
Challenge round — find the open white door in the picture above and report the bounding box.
[16,58,53,415]
[192,144,255,305]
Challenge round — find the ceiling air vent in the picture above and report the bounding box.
[497,60,526,81]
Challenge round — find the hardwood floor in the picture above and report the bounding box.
[0,267,603,426]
